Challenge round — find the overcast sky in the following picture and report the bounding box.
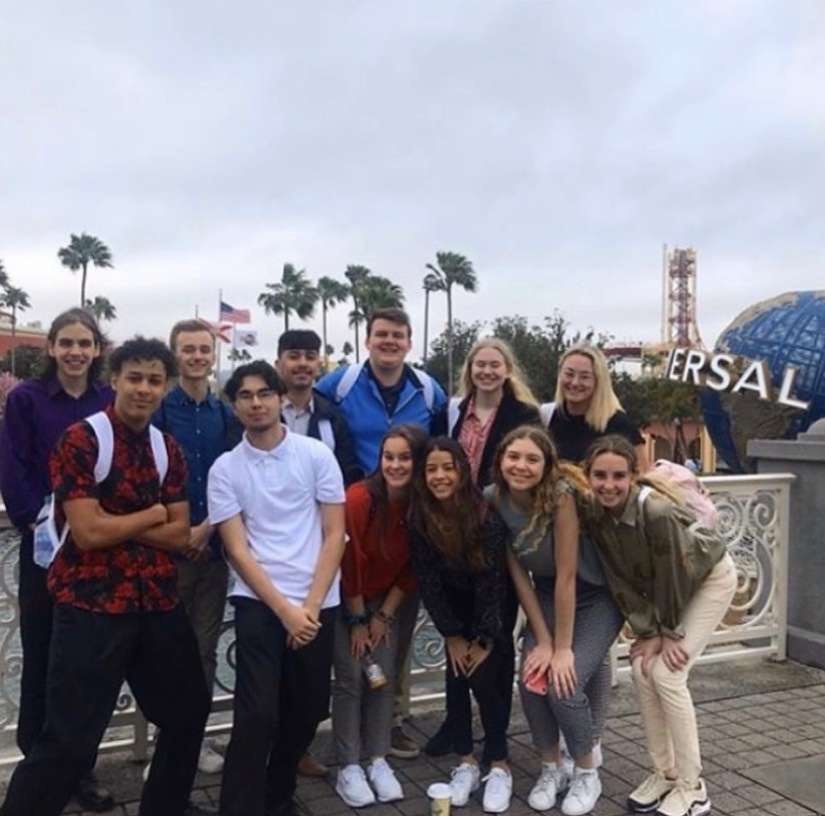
[2,0,824,363]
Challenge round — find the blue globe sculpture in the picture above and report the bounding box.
[702,291,825,473]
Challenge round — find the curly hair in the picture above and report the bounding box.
[490,425,588,555]
[410,436,488,571]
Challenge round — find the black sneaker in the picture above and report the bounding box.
[74,772,115,813]
[424,723,455,757]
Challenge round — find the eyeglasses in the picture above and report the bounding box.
[236,388,278,403]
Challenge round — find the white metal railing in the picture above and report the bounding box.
[0,473,794,764]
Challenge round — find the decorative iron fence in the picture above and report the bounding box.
[0,472,793,764]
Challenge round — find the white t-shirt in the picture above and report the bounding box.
[208,427,345,608]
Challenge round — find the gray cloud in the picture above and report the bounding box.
[2,0,824,364]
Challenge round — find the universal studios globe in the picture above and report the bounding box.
[702,290,825,472]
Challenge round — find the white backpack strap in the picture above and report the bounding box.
[335,362,365,403]
[317,418,336,451]
[539,402,556,427]
[637,485,653,508]
[415,369,435,412]
[86,412,114,484]
[448,397,462,436]
[149,425,169,484]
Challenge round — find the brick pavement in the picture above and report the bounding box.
[5,667,825,815]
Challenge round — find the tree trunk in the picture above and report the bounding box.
[10,306,16,378]
[423,289,430,364]
[446,286,453,395]
[80,262,88,307]
[322,303,329,371]
[284,312,290,332]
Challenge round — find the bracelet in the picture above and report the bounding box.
[375,609,395,625]
[343,610,371,627]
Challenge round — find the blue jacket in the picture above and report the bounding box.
[315,362,447,474]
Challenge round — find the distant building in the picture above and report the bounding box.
[0,319,47,356]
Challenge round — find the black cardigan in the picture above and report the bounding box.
[449,383,541,488]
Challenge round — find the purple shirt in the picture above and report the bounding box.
[0,376,113,529]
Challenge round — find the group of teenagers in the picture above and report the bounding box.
[0,305,736,816]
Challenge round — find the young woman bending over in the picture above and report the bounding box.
[488,426,623,816]
[333,426,426,808]
[409,437,513,813]
[583,436,735,816]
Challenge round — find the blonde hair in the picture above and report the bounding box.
[458,337,538,407]
[554,345,622,432]
[490,425,589,555]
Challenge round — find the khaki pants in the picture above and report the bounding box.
[631,554,737,784]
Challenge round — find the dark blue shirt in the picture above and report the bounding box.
[153,385,239,559]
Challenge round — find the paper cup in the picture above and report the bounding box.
[427,782,452,816]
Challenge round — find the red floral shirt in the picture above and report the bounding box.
[47,406,188,614]
[458,398,497,485]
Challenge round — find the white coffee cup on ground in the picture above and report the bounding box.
[427,782,451,816]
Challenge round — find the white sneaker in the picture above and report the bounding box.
[335,764,376,808]
[559,735,575,777]
[197,742,225,774]
[142,760,151,783]
[367,758,404,803]
[482,767,513,813]
[592,739,603,769]
[528,763,570,811]
[561,768,601,816]
[449,762,481,807]
[628,771,676,813]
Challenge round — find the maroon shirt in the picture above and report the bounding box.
[47,406,188,614]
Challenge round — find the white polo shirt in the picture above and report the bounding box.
[207,427,345,608]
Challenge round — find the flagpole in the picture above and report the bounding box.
[216,289,223,385]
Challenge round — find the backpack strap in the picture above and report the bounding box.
[414,369,436,412]
[335,362,365,403]
[539,402,556,426]
[86,411,168,486]
[317,418,336,452]
[149,426,169,484]
[637,485,653,508]
[86,412,114,483]
[447,397,462,436]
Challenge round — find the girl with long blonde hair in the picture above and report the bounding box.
[544,345,647,469]
[487,426,623,815]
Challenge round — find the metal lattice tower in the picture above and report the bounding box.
[661,245,704,348]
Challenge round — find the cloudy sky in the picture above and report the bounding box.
[2,0,824,362]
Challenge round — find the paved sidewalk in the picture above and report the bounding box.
[3,659,825,815]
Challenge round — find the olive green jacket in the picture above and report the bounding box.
[584,484,727,638]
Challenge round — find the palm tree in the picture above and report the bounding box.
[258,263,319,331]
[1,285,32,377]
[348,275,405,362]
[84,295,117,323]
[422,272,443,364]
[426,252,477,394]
[57,233,114,306]
[316,276,350,365]
[344,265,371,362]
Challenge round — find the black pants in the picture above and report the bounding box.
[437,577,517,759]
[1,603,210,816]
[16,530,54,756]
[220,598,336,816]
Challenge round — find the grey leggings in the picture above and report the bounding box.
[519,580,623,760]
[332,596,401,765]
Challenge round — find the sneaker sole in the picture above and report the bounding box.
[653,797,711,816]
[628,796,666,813]
[334,785,375,808]
[388,747,420,759]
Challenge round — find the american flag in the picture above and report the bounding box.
[220,301,251,324]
